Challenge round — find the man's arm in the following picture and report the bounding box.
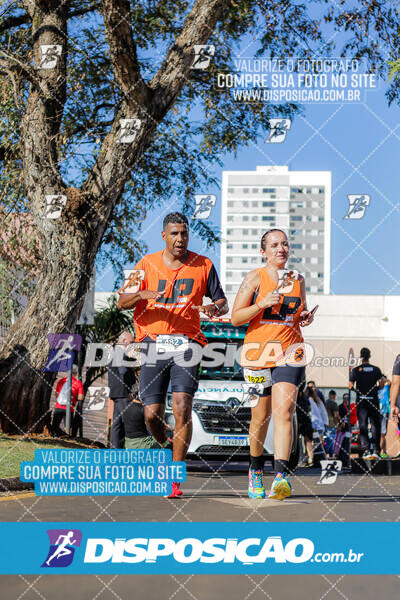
[193,263,229,318]
[117,289,163,310]
[390,375,400,421]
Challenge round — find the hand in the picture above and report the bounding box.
[391,404,399,422]
[299,309,314,327]
[256,292,281,309]
[192,303,219,318]
[138,290,164,300]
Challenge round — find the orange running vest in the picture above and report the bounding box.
[242,267,304,368]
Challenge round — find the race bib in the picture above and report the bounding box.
[243,367,272,387]
[156,334,189,354]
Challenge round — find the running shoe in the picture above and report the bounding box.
[369,450,379,459]
[361,450,372,460]
[380,451,388,458]
[164,482,183,498]
[248,469,265,499]
[268,473,292,501]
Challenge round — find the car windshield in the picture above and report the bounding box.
[199,341,243,381]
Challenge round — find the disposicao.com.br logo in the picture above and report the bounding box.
[82,536,364,566]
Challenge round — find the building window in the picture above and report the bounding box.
[292,244,302,249]
[243,188,249,193]
[291,216,302,221]
[306,188,312,194]
[262,216,275,221]
[228,201,234,207]
[228,188,234,193]
[319,188,324,194]
[318,273,323,278]
[252,188,259,193]
[306,286,310,292]
[227,257,233,263]
[252,201,258,207]
[262,188,276,193]
[226,284,233,292]
[227,244,233,249]
[243,243,248,248]
[243,258,248,263]
[243,216,249,221]
[251,243,258,249]
[243,201,249,207]
[251,257,258,263]
[227,216,233,222]
[226,271,232,277]
[243,230,248,235]
[252,229,258,235]
[242,272,247,277]
[318,216,324,221]
[227,229,233,235]
[262,201,274,207]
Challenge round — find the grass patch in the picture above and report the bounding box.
[0,434,94,479]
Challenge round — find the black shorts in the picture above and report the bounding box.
[243,365,305,396]
[139,337,201,406]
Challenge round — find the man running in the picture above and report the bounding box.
[349,347,383,459]
[117,212,228,497]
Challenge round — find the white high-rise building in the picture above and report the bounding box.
[221,165,331,295]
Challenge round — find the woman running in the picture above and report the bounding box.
[231,229,315,500]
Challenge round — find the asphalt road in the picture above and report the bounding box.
[1,464,399,600]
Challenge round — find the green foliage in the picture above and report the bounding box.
[0,0,328,299]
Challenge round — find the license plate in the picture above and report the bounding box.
[216,436,249,447]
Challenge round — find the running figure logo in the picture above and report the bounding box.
[241,383,263,408]
[344,195,370,219]
[317,460,342,485]
[118,118,142,143]
[87,386,109,411]
[191,45,215,69]
[192,194,216,220]
[45,194,67,219]
[41,529,82,568]
[43,334,82,372]
[118,269,145,294]
[38,44,62,69]
[275,269,299,294]
[266,118,292,143]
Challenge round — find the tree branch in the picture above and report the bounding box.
[0,2,100,34]
[82,0,230,211]
[100,0,151,109]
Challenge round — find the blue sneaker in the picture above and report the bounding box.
[248,468,265,499]
[268,473,292,500]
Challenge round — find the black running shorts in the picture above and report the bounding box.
[139,337,201,406]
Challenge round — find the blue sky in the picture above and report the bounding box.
[96,37,400,297]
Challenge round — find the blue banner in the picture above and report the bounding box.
[0,522,398,574]
[20,449,185,496]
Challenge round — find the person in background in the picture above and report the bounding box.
[51,365,84,436]
[335,392,351,468]
[349,347,383,459]
[107,331,137,449]
[296,383,314,466]
[378,375,391,458]
[307,380,325,405]
[307,384,328,460]
[122,394,166,449]
[325,389,339,458]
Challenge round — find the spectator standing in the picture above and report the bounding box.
[122,396,165,449]
[296,383,314,466]
[325,389,339,457]
[51,365,84,436]
[307,380,325,405]
[349,347,383,459]
[335,392,351,468]
[307,385,328,460]
[108,331,137,449]
[378,376,391,458]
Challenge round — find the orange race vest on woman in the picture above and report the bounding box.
[242,267,304,369]
[131,250,224,346]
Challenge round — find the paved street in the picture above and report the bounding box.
[1,464,399,599]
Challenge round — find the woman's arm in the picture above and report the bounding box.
[231,270,280,326]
